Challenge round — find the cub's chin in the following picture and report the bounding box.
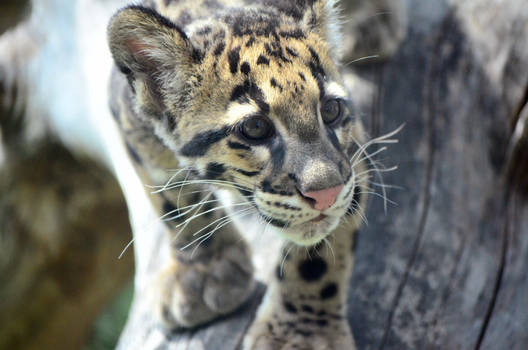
[270,214,342,246]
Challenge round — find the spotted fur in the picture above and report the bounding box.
[108,1,370,349]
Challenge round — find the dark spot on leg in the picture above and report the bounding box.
[294,329,313,337]
[267,322,275,335]
[301,305,314,313]
[284,301,297,314]
[298,257,327,282]
[316,319,328,327]
[320,282,338,300]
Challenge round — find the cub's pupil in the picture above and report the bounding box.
[242,116,271,140]
[322,99,341,124]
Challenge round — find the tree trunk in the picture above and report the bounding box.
[117,0,528,349]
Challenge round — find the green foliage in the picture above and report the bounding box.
[84,281,134,350]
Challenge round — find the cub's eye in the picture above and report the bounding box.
[321,98,343,125]
[240,115,274,141]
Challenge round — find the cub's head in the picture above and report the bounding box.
[108,1,368,245]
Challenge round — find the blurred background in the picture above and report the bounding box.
[0,1,134,349]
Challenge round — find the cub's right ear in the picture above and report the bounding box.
[107,6,200,112]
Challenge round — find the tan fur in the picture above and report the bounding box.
[107,1,371,349]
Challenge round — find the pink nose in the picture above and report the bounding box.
[303,185,344,211]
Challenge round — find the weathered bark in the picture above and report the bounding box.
[118,0,528,349]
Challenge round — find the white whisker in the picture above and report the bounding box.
[118,237,135,260]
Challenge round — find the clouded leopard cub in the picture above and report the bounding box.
[108,0,374,348]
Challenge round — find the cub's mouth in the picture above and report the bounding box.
[253,178,358,246]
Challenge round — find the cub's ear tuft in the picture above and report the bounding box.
[304,0,343,60]
[107,6,201,112]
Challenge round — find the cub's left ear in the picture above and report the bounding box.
[304,0,343,60]
[107,5,201,114]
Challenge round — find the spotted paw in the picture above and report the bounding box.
[243,316,356,350]
[157,242,255,329]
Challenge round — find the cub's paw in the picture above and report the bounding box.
[157,243,255,329]
[243,317,356,350]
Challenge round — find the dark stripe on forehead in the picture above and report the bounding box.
[257,55,270,65]
[229,79,270,114]
[308,47,323,72]
[180,126,231,157]
[279,29,305,39]
[245,36,256,47]
[307,46,326,99]
[228,46,241,74]
[264,42,292,64]
[213,41,226,56]
[309,65,325,99]
[240,61,251,75]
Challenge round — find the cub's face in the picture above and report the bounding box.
[108,3,367,245]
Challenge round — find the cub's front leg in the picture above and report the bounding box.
[244,227,357,350]
[149,185,256,329]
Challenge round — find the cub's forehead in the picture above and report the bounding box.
[210,31,343,112]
